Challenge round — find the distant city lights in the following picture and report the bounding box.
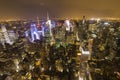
[104,22,110,25]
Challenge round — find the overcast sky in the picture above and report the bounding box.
[0,0,120,20]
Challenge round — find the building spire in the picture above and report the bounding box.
[37,16,40,25]
[47,11,50,20]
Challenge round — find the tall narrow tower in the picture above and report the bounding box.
[82,16,86,25]
[46,12,52,36]
[65,19,71,31]
[37,16,40,26]
[47,11,50,20]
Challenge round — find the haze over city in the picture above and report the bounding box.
[0,0,120,20]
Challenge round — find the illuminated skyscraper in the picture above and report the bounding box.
[1,25,13,45]
[37,17,45,37]
[65,19,73,32]
[65,19,70,31]
[30,24,40,42]
[46,12,52,36]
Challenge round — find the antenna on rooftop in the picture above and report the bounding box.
[37,16,40,25]
[47,11,50,20]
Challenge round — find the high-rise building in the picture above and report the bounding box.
[0,24,17,47]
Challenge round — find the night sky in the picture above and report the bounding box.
[0,0,120,20]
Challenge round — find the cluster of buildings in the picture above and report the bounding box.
[0,24,18,47]
[0,16,120,48]
[0,17,74,47]
[0,16,120,80]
